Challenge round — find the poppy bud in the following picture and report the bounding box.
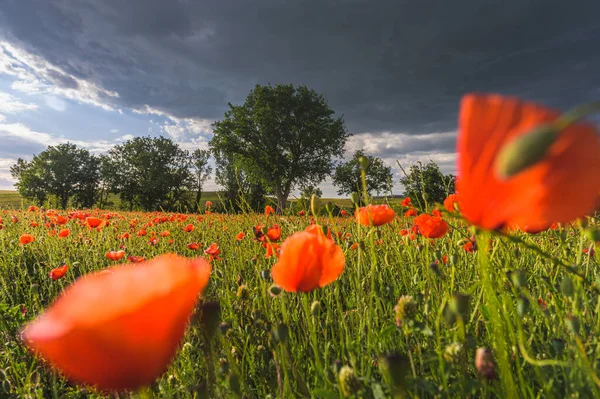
[517,296,530,317]
[358,156,369,170]
[30,284,39,295]
[378,353,409,396]
[449,254,458,265]
[310,194,320,216]
[269,285,282,298]
[560,276,574,297]
[350,192,360,205]
[272,323,288,343]
[338,366,361,397]
[310,300,321,317]
[495,123,558,179]
[475,347,497,380]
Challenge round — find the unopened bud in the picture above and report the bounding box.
[475,347,496,380]
[272,323,289,343]
[350,192,360,205]
[310,194,320,216]
[269,284,282,298]
[358,156,370,170]
[495,124,558,179]
[338,366,361,397]
[311,300,321,316]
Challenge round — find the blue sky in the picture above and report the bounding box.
[1,0,599,197]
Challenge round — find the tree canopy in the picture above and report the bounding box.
[102,136,195,211]
[210,83,349,211]
[399,161,455,209]
[11,143,100,209]
[332,150,393,197]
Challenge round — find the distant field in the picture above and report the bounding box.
[0,190,402,211]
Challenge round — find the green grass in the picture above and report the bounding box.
[1,204,599,398]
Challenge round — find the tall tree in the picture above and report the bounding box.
[332,150,393,197]
[210,84,349,211]
[11,143,100,209]
[104,136,193,211]
[399,161,455,209]
[214,152,265,212]
[191,149,212,211]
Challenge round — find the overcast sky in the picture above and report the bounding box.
[0,0,599,197]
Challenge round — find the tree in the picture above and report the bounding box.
[191,149,212,211]
[11,143,100,209]
[10,158,48,205]
[399,161,455,209]
[103,136,193,211]
[210,83,349,211]
[332,150,393,197]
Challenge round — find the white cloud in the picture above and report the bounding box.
[0,157,18,190]
[44,95,67,111]
[0,122,115,153]
[110,128,120,133]
[0,91,38,113]
[0,41,118,112]
[115,134,134,142]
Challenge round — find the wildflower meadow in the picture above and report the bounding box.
[1,93,600,399]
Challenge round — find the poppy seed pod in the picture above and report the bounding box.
[338,366,361,397]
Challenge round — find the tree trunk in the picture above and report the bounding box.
[195,188,202,212]
[61,195,69,210]
[275,185,291,213]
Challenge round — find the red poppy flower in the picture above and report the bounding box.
[457,93,600,232]
[432,209,442,218]
[263,242,280,258]
[187,242,200,251]
[183,224,194,233]
[355,204,396,227]
[265,205,275,216]
[205,201,213,208]
[28,205,38,212]
[20,234,35,245]
[22,254,211,391]
[271,231,345,292]
[340,210,348,217]
[236,232,245,241]
[85,217,107,229]
[159,231,170,237]
[58,229,70,238]
[106,251,125,261]
[298,210,306,216]
[127,255,145,263]
[305,224,333,240]
[204,243,221,261]
[49,264,68,280]
[413,214,449,239]
[443,194,458,213]
[404,209,418,217]
[401,197,412,207]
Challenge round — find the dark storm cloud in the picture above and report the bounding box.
[1,0,599,137]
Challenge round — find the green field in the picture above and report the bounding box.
[1,202,600,398]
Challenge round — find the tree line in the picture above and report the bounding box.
[10,84,454,211]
